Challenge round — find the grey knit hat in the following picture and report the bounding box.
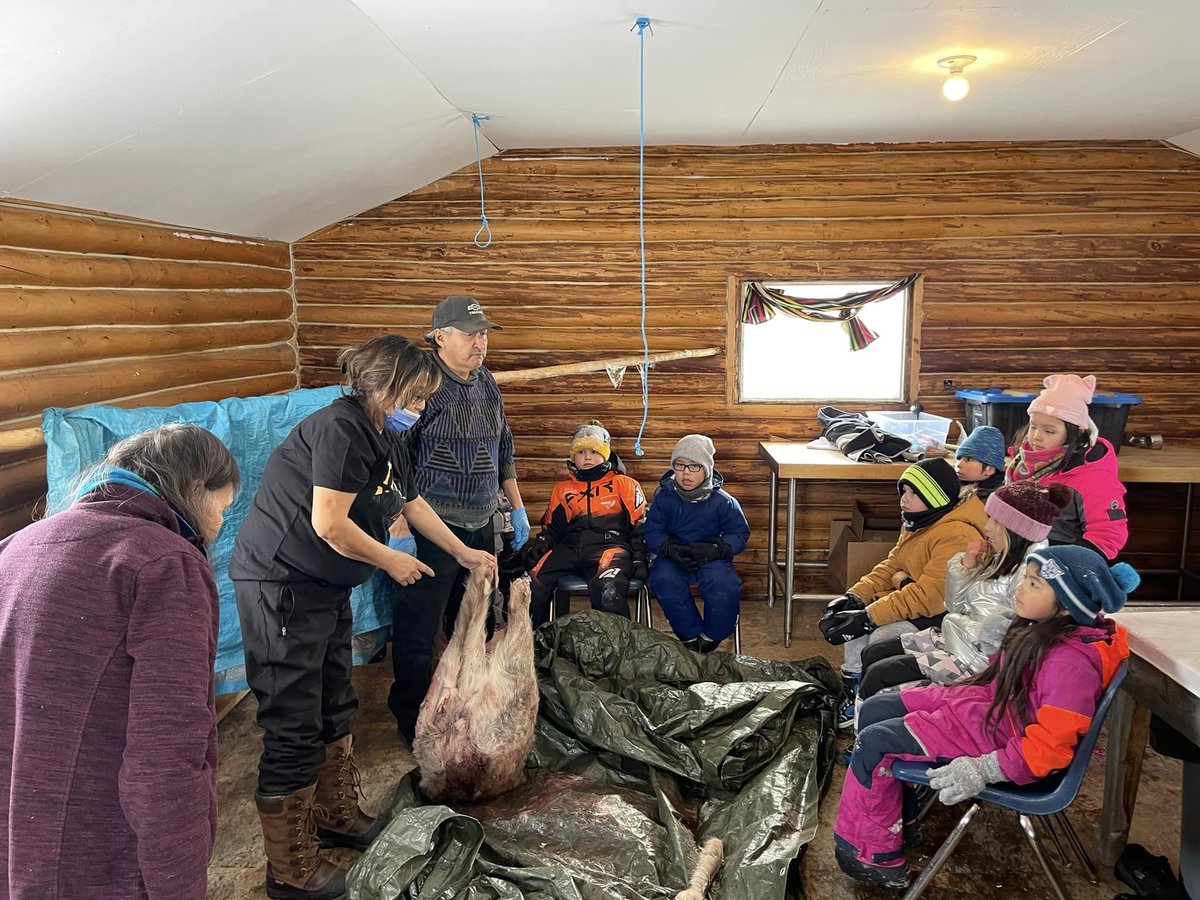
[671,434,716,476]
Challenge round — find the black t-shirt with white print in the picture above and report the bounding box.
[230,396,416,587]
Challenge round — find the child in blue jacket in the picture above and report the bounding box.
[645,434,750,653]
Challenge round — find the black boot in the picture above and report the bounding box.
[697,636,721,654]
[681,637,701,652]
[834,839,910,889]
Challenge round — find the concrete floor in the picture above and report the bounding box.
[208,598,1184,899]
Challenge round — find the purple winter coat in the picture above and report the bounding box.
[0,487,219,899]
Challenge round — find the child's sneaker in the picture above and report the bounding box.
[836,701,856,731]
[834,838,911,889]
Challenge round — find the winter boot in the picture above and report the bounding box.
[596,580,631,618]
[681,637,701,652]
[697,635,721,654]
[834,838,911,889]
[837,671,861,731]
[255,784,346,900]
[313,734,386,852]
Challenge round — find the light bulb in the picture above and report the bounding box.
[943,73,970,102]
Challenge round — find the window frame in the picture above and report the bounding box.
[724,273,924,410]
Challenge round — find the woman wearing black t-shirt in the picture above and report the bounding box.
[231,335,495,900]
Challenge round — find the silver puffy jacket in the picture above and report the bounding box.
[940,541,1049,675]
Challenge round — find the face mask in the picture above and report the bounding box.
[386,408,420,432]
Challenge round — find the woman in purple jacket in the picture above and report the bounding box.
[0,424,239,899]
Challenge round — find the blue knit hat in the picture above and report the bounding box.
[1026,545,1140,624]
[957,425,1006,471]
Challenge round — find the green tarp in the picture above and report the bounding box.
[349,611,839,900]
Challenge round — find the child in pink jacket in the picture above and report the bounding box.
[1008,373,1128,559]
[832,545,1136,889]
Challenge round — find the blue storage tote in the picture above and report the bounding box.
[955,388,1142,452]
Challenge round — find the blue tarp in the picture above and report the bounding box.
[42,387,400,693]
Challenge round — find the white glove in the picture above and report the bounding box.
[927,752,1004,805]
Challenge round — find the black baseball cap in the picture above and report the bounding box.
[428,295,503,334]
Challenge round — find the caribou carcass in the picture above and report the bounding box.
[412,570,539,804]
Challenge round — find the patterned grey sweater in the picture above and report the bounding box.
[405,352,517,529]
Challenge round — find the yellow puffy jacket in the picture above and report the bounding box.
[848,494,988,627]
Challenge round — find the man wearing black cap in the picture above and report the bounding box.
[387,295,529,742]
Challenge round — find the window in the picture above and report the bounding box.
[735,278,917,403]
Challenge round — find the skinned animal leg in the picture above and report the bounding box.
[675,838,725,900]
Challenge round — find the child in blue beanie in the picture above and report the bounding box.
[956,425,1006,500]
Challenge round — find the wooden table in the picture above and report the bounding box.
[1099,609,1200,887]
[759,442,1200,648]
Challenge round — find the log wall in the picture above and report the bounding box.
[295,141,1200,602]
[0,199,297,537]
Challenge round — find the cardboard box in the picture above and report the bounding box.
[827,503,901,592]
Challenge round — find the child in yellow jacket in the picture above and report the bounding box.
[820,458,987,728]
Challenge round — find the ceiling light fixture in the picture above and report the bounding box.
[938,55,977,102]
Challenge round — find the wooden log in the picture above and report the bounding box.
[350,193,1200,222]
[295,257,1198,285]
[491,348,721,385]
[3,288,295,328]
[394,171,1200,203]
[0,203,290,268]
[300,213,1200,245]
[0,500,40,539]
[298,324,723,354]
[471,146,1200,177]
[0,321,296,371]
[923,300,1200,329]
[0,344,296,421]
[921,327,1200,351]
[0,371,298,451]
[295,277,1200,310]
[297,302,716,329]
[922,348,1200,375]
[295,280,713,306]
[301,346,723,374]
[0,246,292,289]
[294,234,1200,264]
[0,456,47,509]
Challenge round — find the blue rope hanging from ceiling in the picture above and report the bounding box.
[470,113,492,248]
[632,16,652,457]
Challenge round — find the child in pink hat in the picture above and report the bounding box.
[1006,373,1128,559]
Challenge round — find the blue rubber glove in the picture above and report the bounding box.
[510,506,530,550]
[388,534,418,557]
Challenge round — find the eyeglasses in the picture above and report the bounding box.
[672,461,704,473]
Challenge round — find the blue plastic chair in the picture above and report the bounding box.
[552,575,653,627]
[891,660,1128,900]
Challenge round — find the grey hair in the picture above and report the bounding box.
[72,424,240,542]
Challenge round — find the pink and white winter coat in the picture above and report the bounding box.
[1012,438,1127,560]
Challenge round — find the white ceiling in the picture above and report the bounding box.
[5,0,1200,241]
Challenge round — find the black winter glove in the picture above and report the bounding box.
[520,535,551,573]
[630,556,649,582]
[660,537,699,572]
[819,608,877,645]
[825,592,866,616]
[685,538,732,566]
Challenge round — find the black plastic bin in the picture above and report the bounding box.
[956,388,1142,453]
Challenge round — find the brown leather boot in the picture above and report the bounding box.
[313,734,385,852]
[254,783,347,900]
